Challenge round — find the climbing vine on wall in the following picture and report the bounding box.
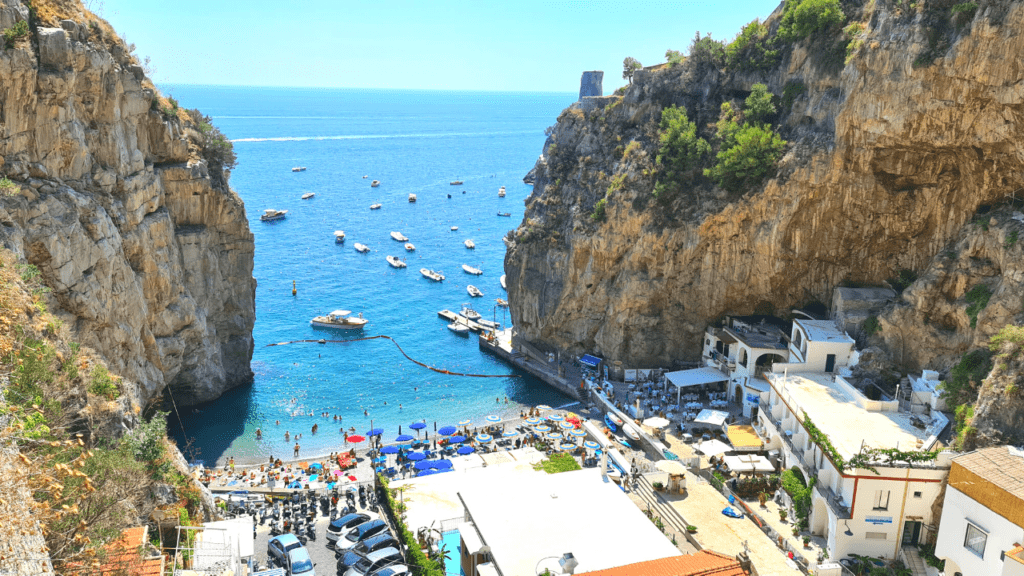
[802,412,845,472]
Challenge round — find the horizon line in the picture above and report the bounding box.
[158,83,578,95]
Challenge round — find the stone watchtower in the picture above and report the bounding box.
[579,71,603,99]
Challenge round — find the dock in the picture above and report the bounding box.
[437,309,488,333]
[479,328,584,401]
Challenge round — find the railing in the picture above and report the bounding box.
[814,482,852,520]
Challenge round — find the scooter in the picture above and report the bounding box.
[305,524,316,542]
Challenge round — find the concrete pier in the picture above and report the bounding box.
[479,328,583,401]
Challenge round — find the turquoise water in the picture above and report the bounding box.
[440,530,463,576]
[163,86,576,465]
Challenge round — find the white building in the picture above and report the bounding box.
[702,316,791,417]
[936,446,1024,576]
[754,320,952,561]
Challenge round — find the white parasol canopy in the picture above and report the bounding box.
[643,417,671,429]
[695,439,732,457]
[655,460,687,475]
[723,454,775,474]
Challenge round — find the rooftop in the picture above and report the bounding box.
[794,319,855,344]
[459,467,681,575]
[952,446,1024,498]
[768,372,946,460]
[577,550,746,576]
[724,325,787,351]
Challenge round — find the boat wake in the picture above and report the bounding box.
[232,129,537,143]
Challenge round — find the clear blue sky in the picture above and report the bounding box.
[99,0,781,92]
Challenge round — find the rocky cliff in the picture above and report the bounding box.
[505,0,1024,367]
[0,0,256,407]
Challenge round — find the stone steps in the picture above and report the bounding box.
[634,475,692,537]
[901,546,928,576]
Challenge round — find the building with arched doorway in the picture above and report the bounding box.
[702,316,791,417]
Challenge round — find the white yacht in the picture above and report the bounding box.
[450,226,458,231]
[386,255,407,268]
[310,310,367,330]
[467,285,483,298]
[447,323,470,336]
[301,192,315,200]
[371,180,380,187]
[292,167,307,172]
[500,274,507,290]
[408,193,417,202]
[390,231,409,242]
[354,243,370,253]
[334,231,346,243]
[370,203,382,210]
[260,209,287,222]
[464,239,475,249]
[462,264,483,275]
[477,318,500,330]
[420,268,444,282]
[460,304,482,321]
[405,243,415,251]
[498,186,506,197]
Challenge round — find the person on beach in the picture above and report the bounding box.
[285,431,290,441]
[256,428,262,440]
[276,420,280,426]
[312,424,318,435]
[294,443,300,457]
[364,410,369,416]
[229,457,235,473]
[344,431,349,443]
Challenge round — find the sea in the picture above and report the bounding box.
[162,86,578,466]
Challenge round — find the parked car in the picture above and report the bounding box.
[337,532,401,564]
[267,534,303,567]
[326,513,374,545]
[336,519,388,551]
[284,546,316,575]
[369,566,408,576]
[342,547,403,576]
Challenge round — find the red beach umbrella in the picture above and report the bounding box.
[347,435,366,443]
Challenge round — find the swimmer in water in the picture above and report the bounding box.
[364,410,369,416]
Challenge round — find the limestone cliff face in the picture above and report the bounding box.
[505,0,1024,366]
[0,0,256,406]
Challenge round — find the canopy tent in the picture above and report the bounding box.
[726,425,763,452]
[665,367,729,404]
[693,409,730,429]
[655,460,687,475]
[723,454,775,474]
[580,354,602,368]
[695,439,732,458]
[643,417,671,429]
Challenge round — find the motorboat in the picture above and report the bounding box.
[362,175,368,179]
[292,167,306,172]
[460,304,482,321]
[310,310,367,330]
[301,192,315,199]
[605,412,624,432]
[386,255,407,269]
[498,186,506,197]
[371,180,380,187]
[447,323,470,336]
[260,209,287,222]
[420,268,444,282]
[450,180,463,185]
[334,231,346,243]
[390,231,409,242]
[450,226,458,231]
[500,274,506,290]
[404,243,415,251]
[462,264,483,275]
[408,193,417,202]
[497,212,511,217]
[623,423,640,442]
[354,243,370,253]
[467,285,483,297]
[370,203,382,210]
[464,239,475,249]
[496,298,508,308]
[477,318,499,330]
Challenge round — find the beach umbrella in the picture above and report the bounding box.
[570,429,587,438]
[559,442,577,451]
[534,425,551,433]
[395,434,414,442]
[448,435,467,443]
[547,414,565,422]
[537,404,553,411]
[485,415,501,423]
[432,459,454,470]
[643,417,671,429]
[410,422,427,430]
[584,440,600,450]
[558,421,575,430]
[367,428,384,436]
[414,460,434,470]
[347,435,366,443]
[308,463,322,469]
[407,452,426,461]
[525,417,542,425]
[438,426,458,436]
[458,419,472,427]
[381,446,399,455]
[502,430,518,438]
[476,434,493,443]
[457,446,476,455]
[417,469,438,477]
[545,432,562,440]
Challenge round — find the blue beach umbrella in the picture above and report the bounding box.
[448,435,467,444]
[308,463,323,469]
[476,434,493,443]
[417,469,438,477]
[432,459,454,470]
[485,415,501,423]
[534,425,551,433]
[502,430,518,438]
[547,414,565,422]
[583,440,600,450]
[457,446,476,455]
[546,432,562,440]
[407,452,426,461]
[395,434,414,442]
[537,405,553,411]
[559,421,575,430]
[458,419,472,427]
[414,460,434,470]
[559,442,577,451]
[525,417,542,425]
[367,428,384,436]
[381,446,399,455]
[570,429,587,438]
[438,426,458,436]
[409,422,427,431]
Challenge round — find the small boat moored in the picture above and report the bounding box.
[464,239,475,249]
[604,412,624,432]
[310,309,367,330]
[450,180,463,185]
[497,212,511,217]
[354,243,370,253]
[421,268,445,282]
[500,274,507,290]
[498,186,506,197]
[405,243,415,251]
[260,209,288,222]
[450,226,459,231]
[460,304,481,321]
[301,192,315,200]
[386,255,407,268]
[623,423,640,442]
[462,264,483,275]
[496,298,508,308]
[408,193,417,202]
[334,231,346,243]
[467,285,483,297]
[292,167,307,172]
[390,231,409,242]
[477,317,499,330]
[370,203,382,210]
[362,175,368,179]
[371,180,381,187]
[447,323,470,336]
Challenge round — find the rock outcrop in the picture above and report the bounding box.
[505,0,1024,366]
[0,0,255,407]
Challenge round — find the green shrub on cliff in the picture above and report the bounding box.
[744,83,776,125]
[687,31,726,69]
[778,0,845,41]
[591,198,607,222]
[965,284,992,328]
[654,106,710,199]
[725,19,780,72]
[187,108,237,174]
[0,176,19,196]
[2,20,29,49]
[705,122,785,193]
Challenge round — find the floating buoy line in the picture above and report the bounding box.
[267,334,519,378]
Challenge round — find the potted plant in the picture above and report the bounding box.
[779,509,788,523]
[758,492,768,508]
[803,536,811,548]
[686,525,697,534]
[652,481,665,491]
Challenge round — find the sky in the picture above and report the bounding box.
[97,0,782,92]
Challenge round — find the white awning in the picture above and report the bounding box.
[477,563,501,576]
[459,522,486,555]
[693,409,730,427]
[665,367,729,389]
[723,454,775,474]
[695,439,732,457]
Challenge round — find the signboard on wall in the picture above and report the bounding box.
[745,393,760,404]
[865,516,893,525]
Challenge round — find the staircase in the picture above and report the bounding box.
[632,475,693,538]
[901,545,928,576]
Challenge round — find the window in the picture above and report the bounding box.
[873,490,890,511]
[964,523,987,557]
[865,532,887,540]
[740,349,748,367]
[913,491,922,498]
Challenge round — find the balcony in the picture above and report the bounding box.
[814,482,852,520]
